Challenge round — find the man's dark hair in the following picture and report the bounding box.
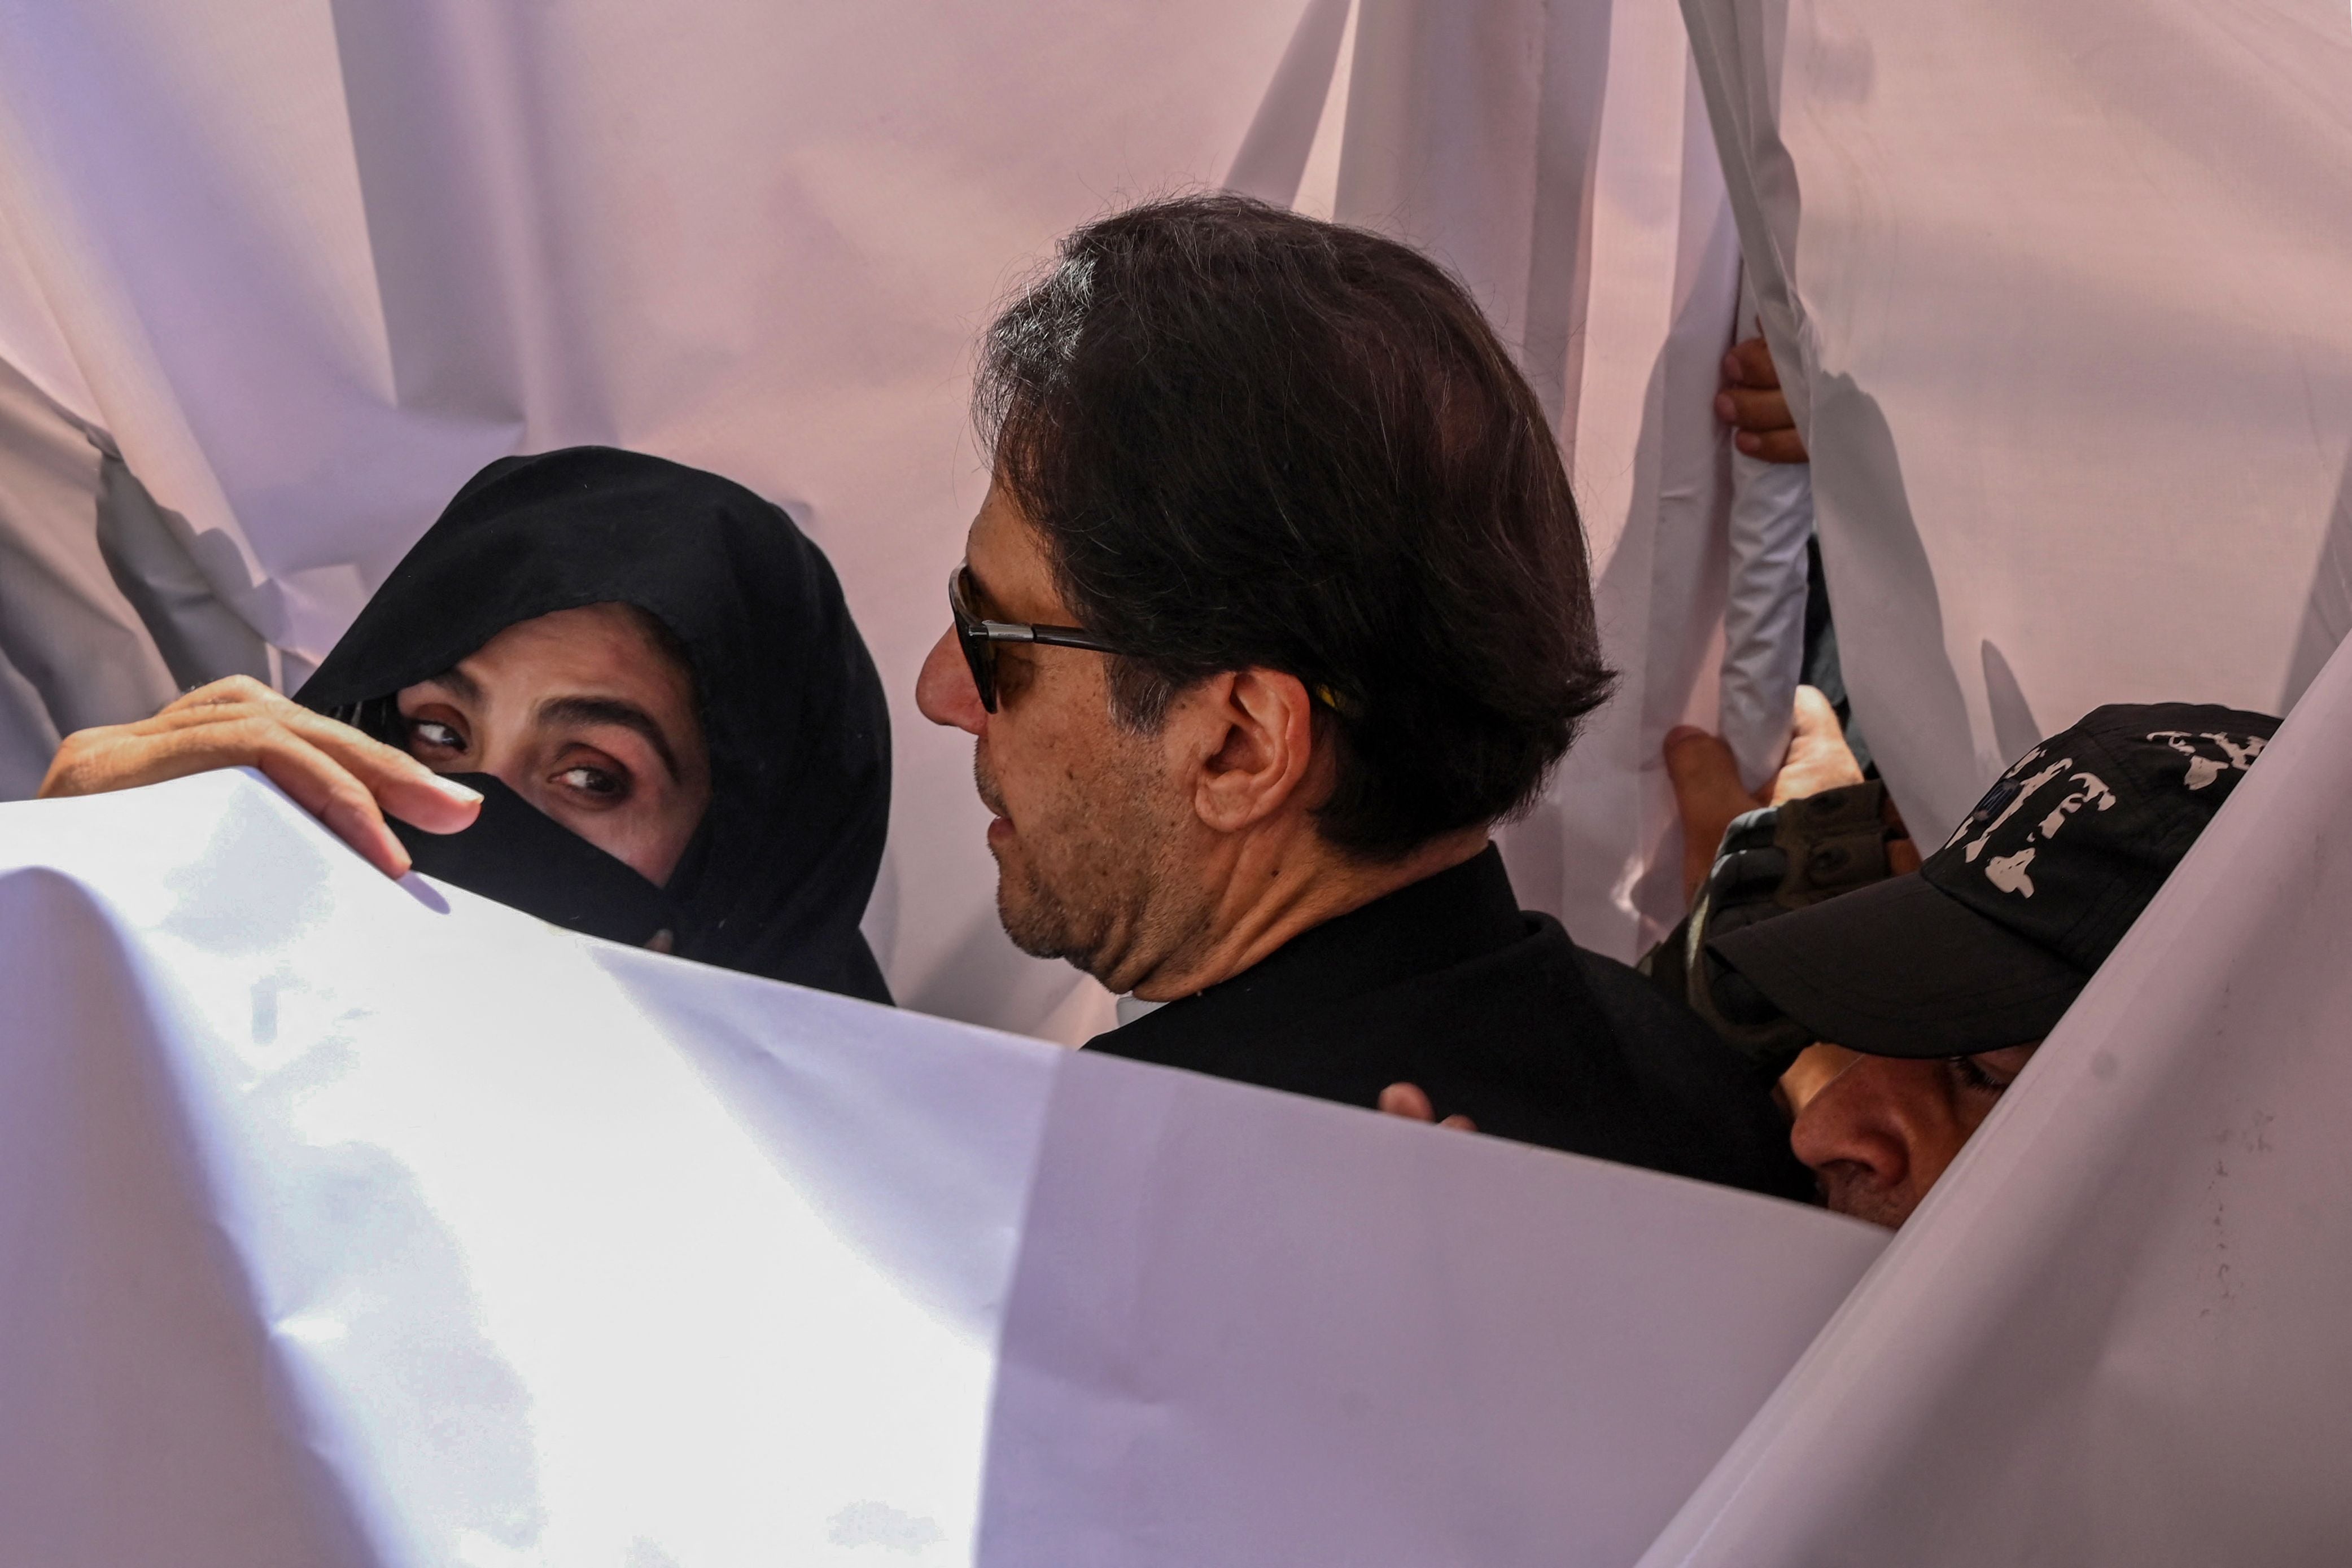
[977,192,1614,857]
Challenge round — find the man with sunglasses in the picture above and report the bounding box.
[916,195,1808,1197]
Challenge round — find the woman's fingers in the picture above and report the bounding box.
[233,723,414,878]
[42,689,479,875]
[157,673,279,715]
[126,693,480,834]
[37,709,273,796]
[277,708,481,834]
[45,708,411,877]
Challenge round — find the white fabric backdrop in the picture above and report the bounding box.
[1635,5,2352,1557]
[0,0,1761,1032]
[1684,0,2352,839]
[0,770,1883,1565]
[1638,615,2352,1568]
[17,662,2352,1564]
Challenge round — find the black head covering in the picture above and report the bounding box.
[297,446,893,1003]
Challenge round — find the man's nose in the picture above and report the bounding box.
[1789,1053,1916,1195]
[916,625,987,736]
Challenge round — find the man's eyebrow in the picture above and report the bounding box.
[418,666,484,705]
[963,560,1008,620]
[535,695,682,781]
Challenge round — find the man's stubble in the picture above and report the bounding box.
[976,733,1210,990]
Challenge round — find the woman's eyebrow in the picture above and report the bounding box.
[535,695,681,780]
[420,667,484,704]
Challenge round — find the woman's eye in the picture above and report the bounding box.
[411,720,464,750]
[559,765,624,798]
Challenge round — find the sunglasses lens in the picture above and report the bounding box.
[961,632,995,712]
[950,571,998,712]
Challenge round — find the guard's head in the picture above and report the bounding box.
[1713,704,2278,1225]
[916,194,1612,992]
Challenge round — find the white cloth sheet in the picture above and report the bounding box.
[1719,445,1811,792]
[1640,600,2352,1568]
[0,770,1883,1566]
[1683,0,2352,838]
[1649,12,2352,1554]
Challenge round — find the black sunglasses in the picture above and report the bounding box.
[948,566,1125,713]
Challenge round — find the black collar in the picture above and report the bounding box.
[1086,844,1527,1050]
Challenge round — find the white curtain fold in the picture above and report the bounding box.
[0,770,1883,1564]
[1640,625,2352,1568]
[1682,0,2352,837]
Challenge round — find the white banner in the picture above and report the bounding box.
[1638,602,2352,1566]
[0,771,1881,1566]
[1682,0,2352,838]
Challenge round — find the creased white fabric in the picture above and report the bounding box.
[1683,0,2352,839]
[0,770,1882,1565]
[1716,281,1812,792]
[1719,446,1811,791]
[1640,616,2352,1568]
[1649,12,2352,1556]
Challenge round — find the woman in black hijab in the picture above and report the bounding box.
[44,446,893,1003]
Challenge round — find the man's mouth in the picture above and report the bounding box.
[973,750,1013,836]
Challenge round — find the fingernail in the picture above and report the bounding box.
[427,775,482,804]
[1715,393,1735,420]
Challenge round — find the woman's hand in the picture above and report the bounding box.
[40,675,481,877]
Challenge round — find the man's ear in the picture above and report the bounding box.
[1187,667,1318,833]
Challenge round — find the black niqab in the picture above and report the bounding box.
[297,446,893,1003]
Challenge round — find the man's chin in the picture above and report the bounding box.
[995,879,1079,964]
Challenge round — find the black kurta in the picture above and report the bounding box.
[1086,846,1813,1201]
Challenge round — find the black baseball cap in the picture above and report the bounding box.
[1707,703,2278,1058]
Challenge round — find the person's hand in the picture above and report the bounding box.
[1377,1083,1476,1132]
[1767,685,1867,804]
[39,675,482,878]
[1661,727,1760,905]
[1663,686,1866,903]
[1715,335,1808,463]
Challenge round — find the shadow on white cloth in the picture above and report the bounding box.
[0,769,1879,1566]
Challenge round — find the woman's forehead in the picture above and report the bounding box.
[443,603,697,715]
